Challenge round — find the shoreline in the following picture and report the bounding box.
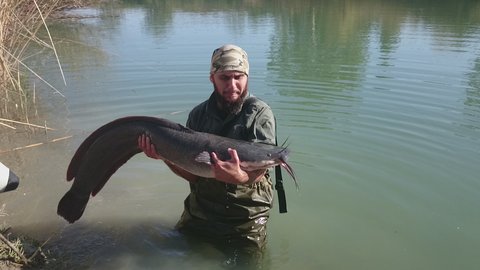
[0,2,95,268]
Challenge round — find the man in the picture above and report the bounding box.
[138,44,276,264]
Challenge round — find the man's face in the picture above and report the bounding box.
[211,71,248,102]
[210,71,248,114]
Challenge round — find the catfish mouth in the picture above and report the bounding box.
[239,160,277,171]
[239,156,298,189]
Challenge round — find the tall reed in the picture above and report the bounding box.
[0,0,83,124]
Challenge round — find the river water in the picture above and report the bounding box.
[1,0,479,269]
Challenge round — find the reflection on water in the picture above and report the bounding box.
[1,0,480,269]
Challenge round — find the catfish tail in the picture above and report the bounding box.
[57,190,90,223]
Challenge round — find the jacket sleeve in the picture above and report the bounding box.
[252,105,276,145]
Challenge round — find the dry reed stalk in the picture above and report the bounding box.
[0,44,64,97]
[33,0,67,86]
[0,0,85,124]
[0,121,16,129]
[0,117,55,130]
[0,233,29,265]
[0,135,72,153]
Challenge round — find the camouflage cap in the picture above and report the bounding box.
[210,44,249,76]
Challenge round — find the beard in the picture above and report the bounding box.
[213,85,248,115]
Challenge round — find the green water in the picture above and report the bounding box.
[1,0,479,269]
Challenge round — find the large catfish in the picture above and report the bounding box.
[57,116,296,223]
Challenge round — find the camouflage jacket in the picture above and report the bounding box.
[175,93,276,247]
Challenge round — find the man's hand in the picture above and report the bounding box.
[138,134,199,182]
[210,148,265,185]
[138,134,163,160]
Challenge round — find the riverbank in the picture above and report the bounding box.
[0,0,93,126]
[0,1,92,268]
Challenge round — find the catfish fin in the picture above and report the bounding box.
[194,151,211,165]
